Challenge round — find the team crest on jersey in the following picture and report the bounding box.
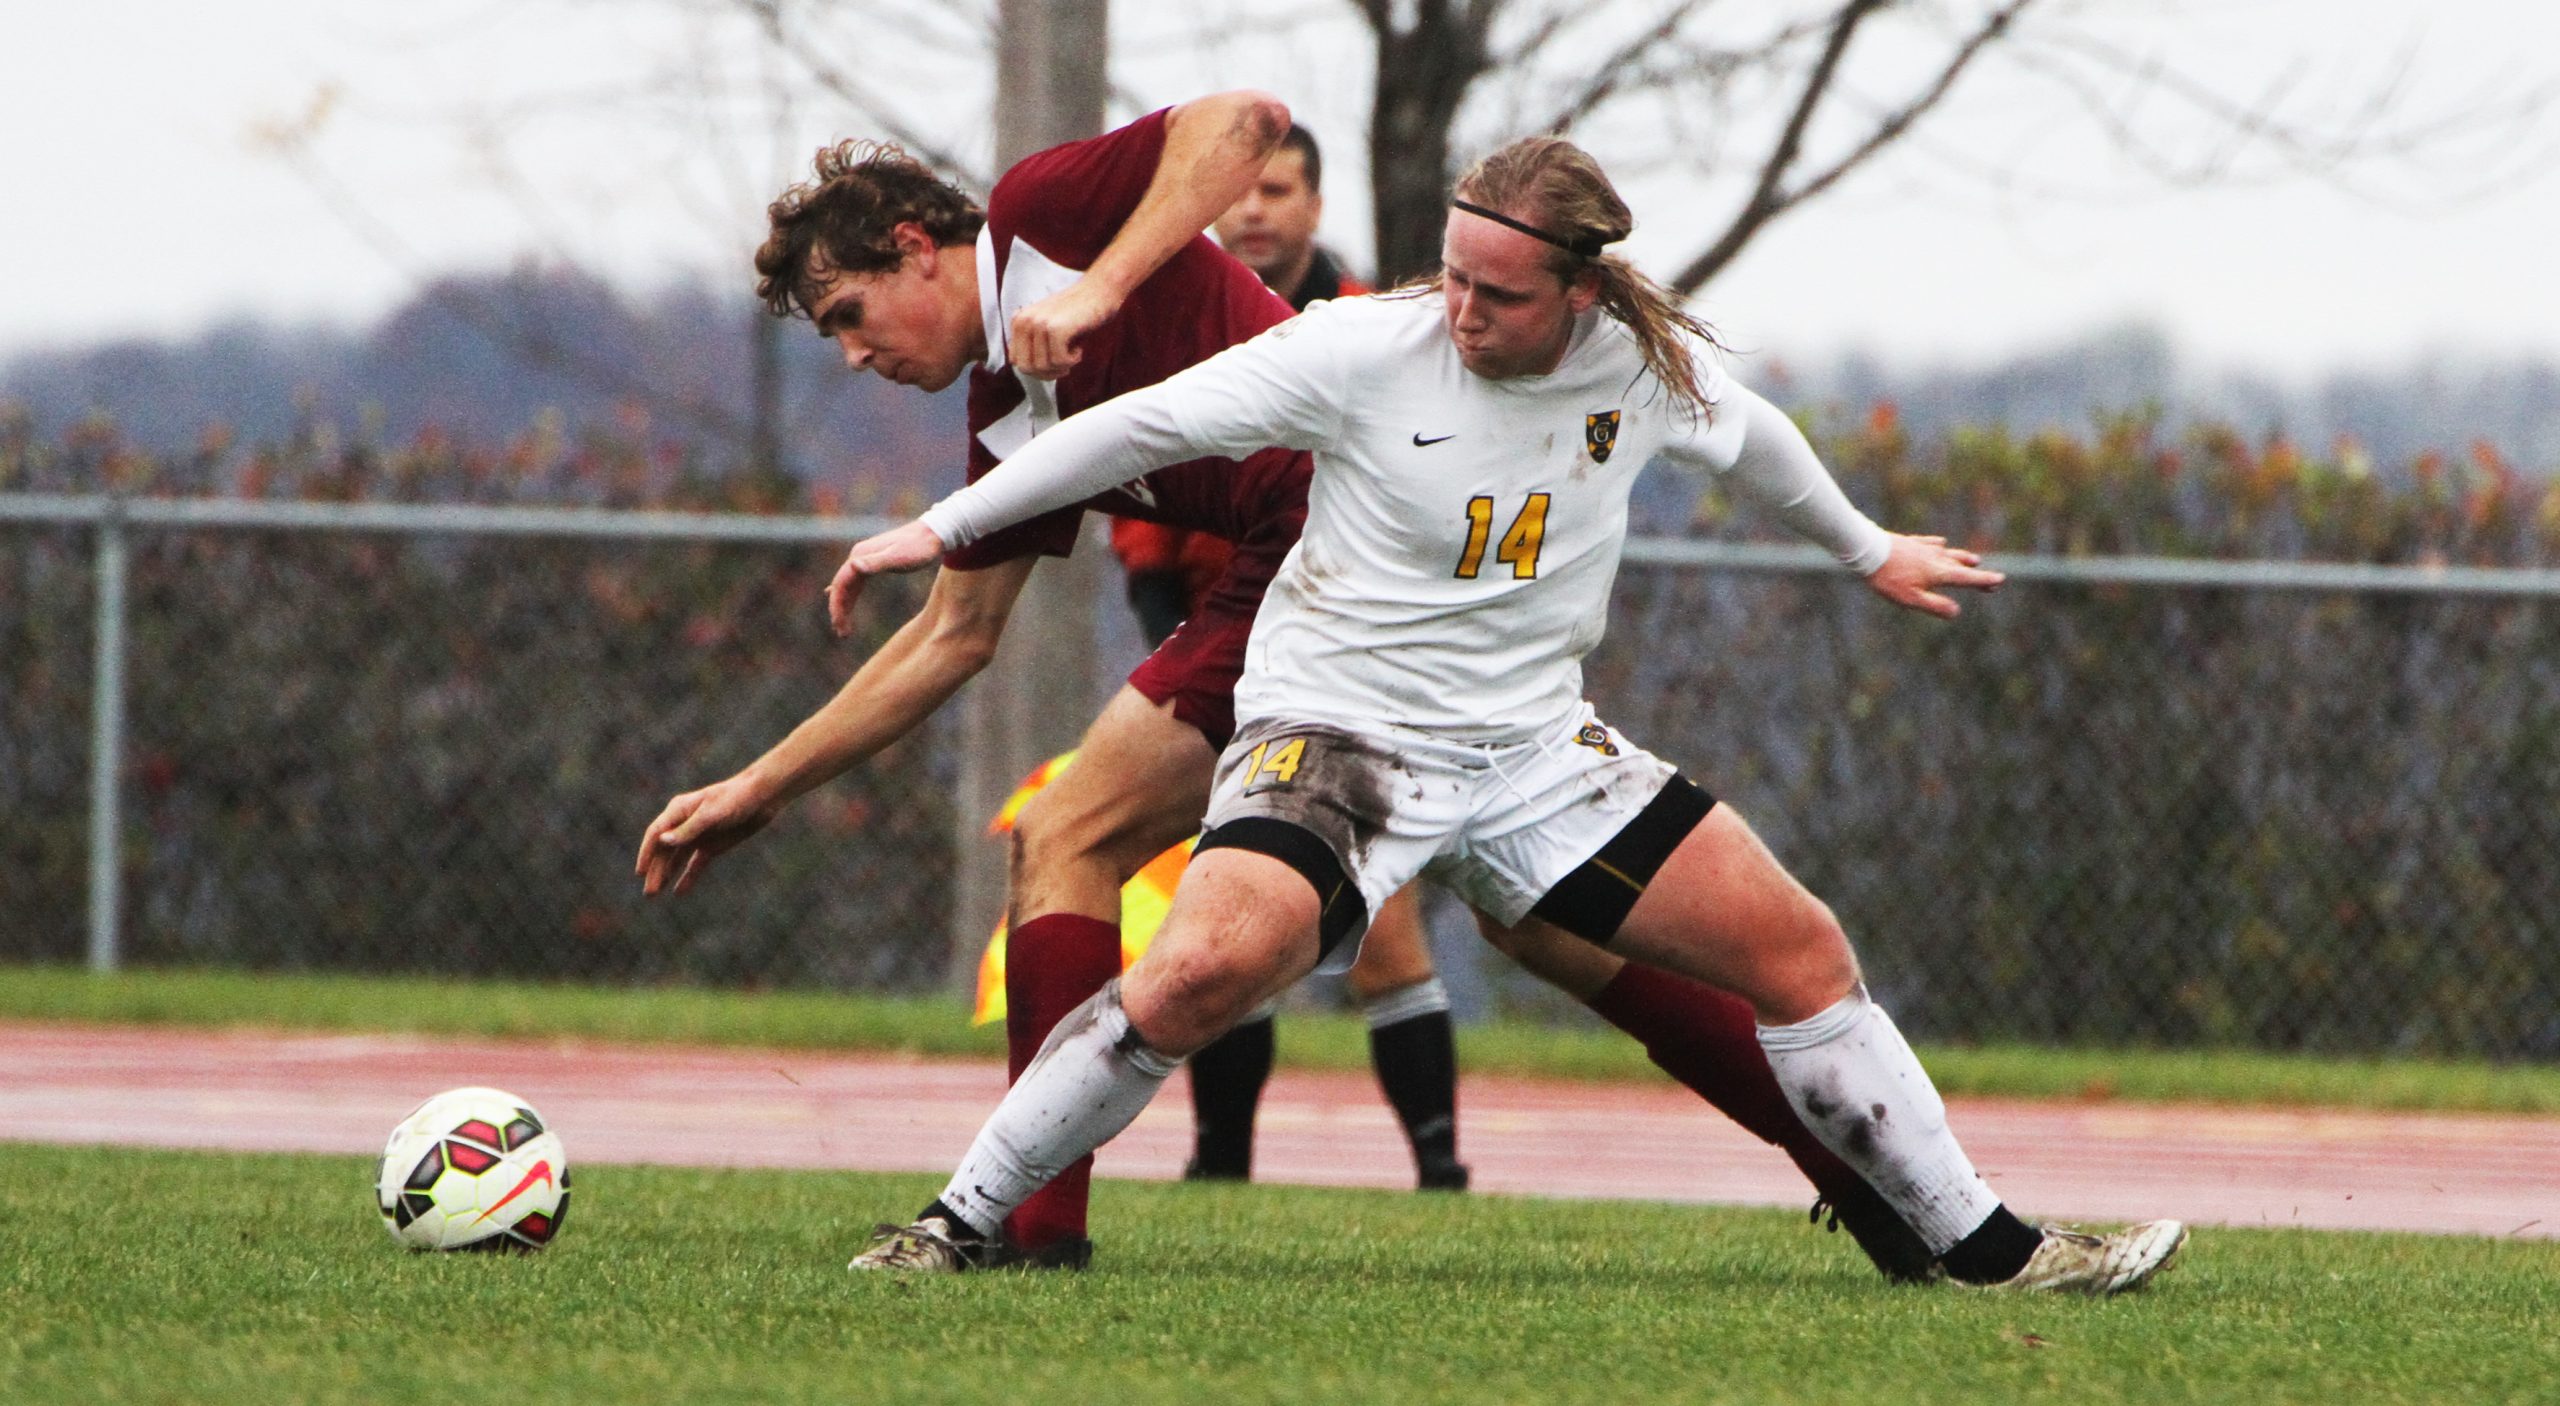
[1573,723,1621,757]
[1585,410,1622,463]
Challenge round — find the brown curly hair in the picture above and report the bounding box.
[754,141,985,320]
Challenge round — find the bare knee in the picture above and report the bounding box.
[1124,947,1270,1057]
[1121,850,1322,1055]
[1011,783,1185,896]
[1011,788,1099,875]
[1753,900,1860,1024]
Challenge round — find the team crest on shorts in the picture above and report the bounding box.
[1585,410,1621,464]
[1574,722,1621,757]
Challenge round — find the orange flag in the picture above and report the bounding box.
[971,752,1196,1025]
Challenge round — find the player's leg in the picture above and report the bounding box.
[1609,801,2182,1293]
[997,683,1216,1258]
[861,848,1330,1268]
[1346,886,1467,1190]
[857,721,1443,1271]
[1182,1000,1275,1181]
[1478,915,1932,1281]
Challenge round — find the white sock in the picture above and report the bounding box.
[1360,976,1450,1028]
[1757,986,2001,1253]
[935,978,1181,1238]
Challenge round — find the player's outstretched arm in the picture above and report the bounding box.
[1862,534,2004,619]
[1007,90,1291,379]
[1685,381,2002,616]
[636,555,1033,896]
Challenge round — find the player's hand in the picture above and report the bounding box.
[825,520,946,637]
[636,778,776,897]
[1863,534,2004,619]
[1007,277,1121,380]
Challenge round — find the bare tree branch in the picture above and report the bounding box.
[1757,3,2030,215]
[1663,0,1889,294]
[732,0,992,188]
[2012,28,2558,180]
[1532,0,1717,135]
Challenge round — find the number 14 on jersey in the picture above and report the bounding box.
[1456,493,1550,580]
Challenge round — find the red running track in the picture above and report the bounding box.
[4,1022,2555,1240]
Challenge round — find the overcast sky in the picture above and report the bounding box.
[6,0,2555,380]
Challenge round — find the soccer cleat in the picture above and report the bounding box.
[1809,1190,1942,1285]
[1988,1220,2188,1295]
[1417,1154,1471,1193]
[848,1217,1096,1273]
[848,1217,984,1273]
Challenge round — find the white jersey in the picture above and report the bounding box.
[923,293,1893,743]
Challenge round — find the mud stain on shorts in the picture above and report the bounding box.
[1223,722,1404,871]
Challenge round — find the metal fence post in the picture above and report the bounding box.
[87,501,128,973]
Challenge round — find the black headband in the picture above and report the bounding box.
[1451,199,1611,260]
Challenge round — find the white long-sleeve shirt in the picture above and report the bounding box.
[923,293,1893,744]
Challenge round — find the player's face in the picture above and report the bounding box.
[805,230,977,392]
[1213,148,1322,279]
[1440,209,1597,380]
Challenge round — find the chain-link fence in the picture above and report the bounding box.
[1558,549,2560,1058]
[6,499,2558,1057]
[2,502,955,991]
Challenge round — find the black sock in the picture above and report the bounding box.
[1186,1017,1275,1179]
[920,1199,985,1242]
[1938,1206,2043,1284]
[1369,1009,1460,1172]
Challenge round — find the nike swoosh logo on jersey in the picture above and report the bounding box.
[1412,433,1456,446]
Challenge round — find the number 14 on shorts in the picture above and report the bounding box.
[1241,737,1305,790]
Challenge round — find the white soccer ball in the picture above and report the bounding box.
[375,1086,571,1252]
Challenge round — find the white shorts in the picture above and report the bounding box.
[1198,703,1696,971]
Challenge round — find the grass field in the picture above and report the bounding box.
[11,963,2560,1114]
[4,1143,2555,1406]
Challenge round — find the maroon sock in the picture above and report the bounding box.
[999,912,1122,1252]
[1583,961,1870,1200]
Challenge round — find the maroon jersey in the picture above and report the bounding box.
[946,109,1313,571]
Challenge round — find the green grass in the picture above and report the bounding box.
[9,963,2560,1114]
[3,1144,2554,1406]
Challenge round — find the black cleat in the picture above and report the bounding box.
[1417,1155,1472,1193]
[1809,1185,1941,1285]
[1182,1154,1250,1183]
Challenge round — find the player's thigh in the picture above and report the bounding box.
[1123,847,1325,1056]
[1015,684,1220,875]
[1476,911,1624,1002]
[1609,804,1856,1022]
[1345,884,1436,998]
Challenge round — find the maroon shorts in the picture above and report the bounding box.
[1124,510,1299,750]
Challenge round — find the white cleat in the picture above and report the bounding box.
[848,1216,979,1273]
[1992,1220,2188,1295]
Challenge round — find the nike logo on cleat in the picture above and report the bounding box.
[1412,433,1456,446]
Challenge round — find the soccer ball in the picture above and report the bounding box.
[376,1086,571,1252]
